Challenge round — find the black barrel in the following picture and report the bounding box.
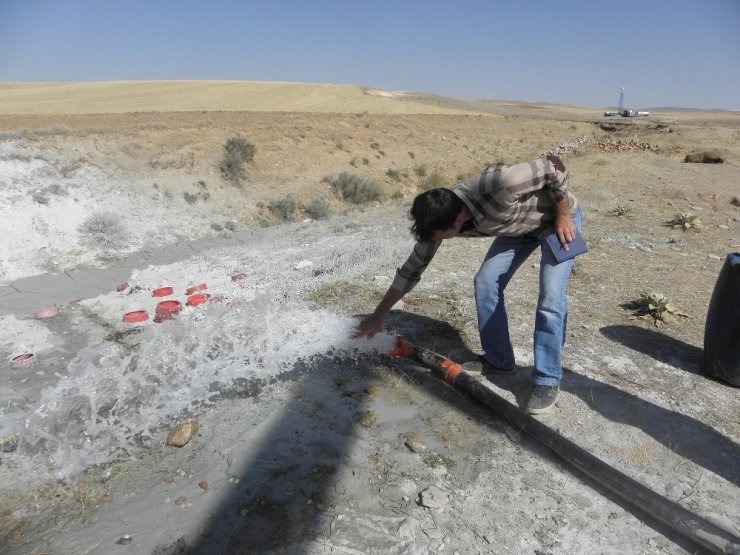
[704,252,740,385]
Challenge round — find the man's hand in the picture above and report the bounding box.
[553,197,576,251]
[553,215,577,251]
[353,312,386,339]
[354,286,404,339]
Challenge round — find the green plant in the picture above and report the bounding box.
[210,222,224,231]
[608,205,633,217]
[422,452,456,470]
[419,171,447,191]
[626,292,689,326]
[220,136,256,184]
[268,195,296,221]
[666,211,703,231]
[329,172,381,204]
[304,197,331,220]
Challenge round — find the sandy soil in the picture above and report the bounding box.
[0,82,738,554]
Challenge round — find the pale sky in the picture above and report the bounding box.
[1,0,738,110]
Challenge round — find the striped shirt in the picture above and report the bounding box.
[391,154,579,294]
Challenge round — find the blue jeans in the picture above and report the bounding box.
[474,209,583,386]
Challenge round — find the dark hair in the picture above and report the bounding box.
[409,188,464,242]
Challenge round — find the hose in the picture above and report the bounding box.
[389,336,740,555]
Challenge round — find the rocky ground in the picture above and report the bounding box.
[0,96,739,554]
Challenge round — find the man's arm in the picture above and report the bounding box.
[355,238,441,339]
[353,286,405,338]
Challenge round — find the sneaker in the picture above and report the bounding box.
[526,385,559,414]
[462,355,516,375]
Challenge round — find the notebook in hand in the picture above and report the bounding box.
[545,229,588,263]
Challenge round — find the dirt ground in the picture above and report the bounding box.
[0,83,738,554]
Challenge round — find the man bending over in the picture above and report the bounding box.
[355,154,582,415]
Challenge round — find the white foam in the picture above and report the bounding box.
[16,295,396,481]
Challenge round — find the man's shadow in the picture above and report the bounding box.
[481,323,739,485]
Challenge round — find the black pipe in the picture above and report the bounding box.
[390,337,740,555]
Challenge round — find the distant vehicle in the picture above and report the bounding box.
[604,88,649,117]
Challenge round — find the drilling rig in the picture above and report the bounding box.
[604,88,650,117]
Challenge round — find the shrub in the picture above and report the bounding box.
[305,197,332,220]
[31,184,68,205]
[31,190,50,205]
[419,171,447,191]
[220,136,256,184]
[386,169,401,182]
[608,205,633,217]
[268,195,297,221]
[78,212,130,251]
[183,190,210,205]
[414,164,428,178]
[329,172,381,204]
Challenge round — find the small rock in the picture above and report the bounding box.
[718,224,729,230]
[175,496,188,507]
[0,432,19,453]
[198,480,209,491]
[166,418,199,447]
[398,517,416,538]
[708,254,722,260]
[404,438,427,453]
[116,535,132,545]
[294,260,313,270]
[418,485,448,508]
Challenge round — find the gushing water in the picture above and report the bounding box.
[14,295,396,482]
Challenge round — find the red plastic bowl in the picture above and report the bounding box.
[152,287,174,297]
[11,353,36,369]
[156,300,183,315]
[186,283,207,295]
[187,293,211,307]
[122,310,149,323]
[35,307,60,319]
